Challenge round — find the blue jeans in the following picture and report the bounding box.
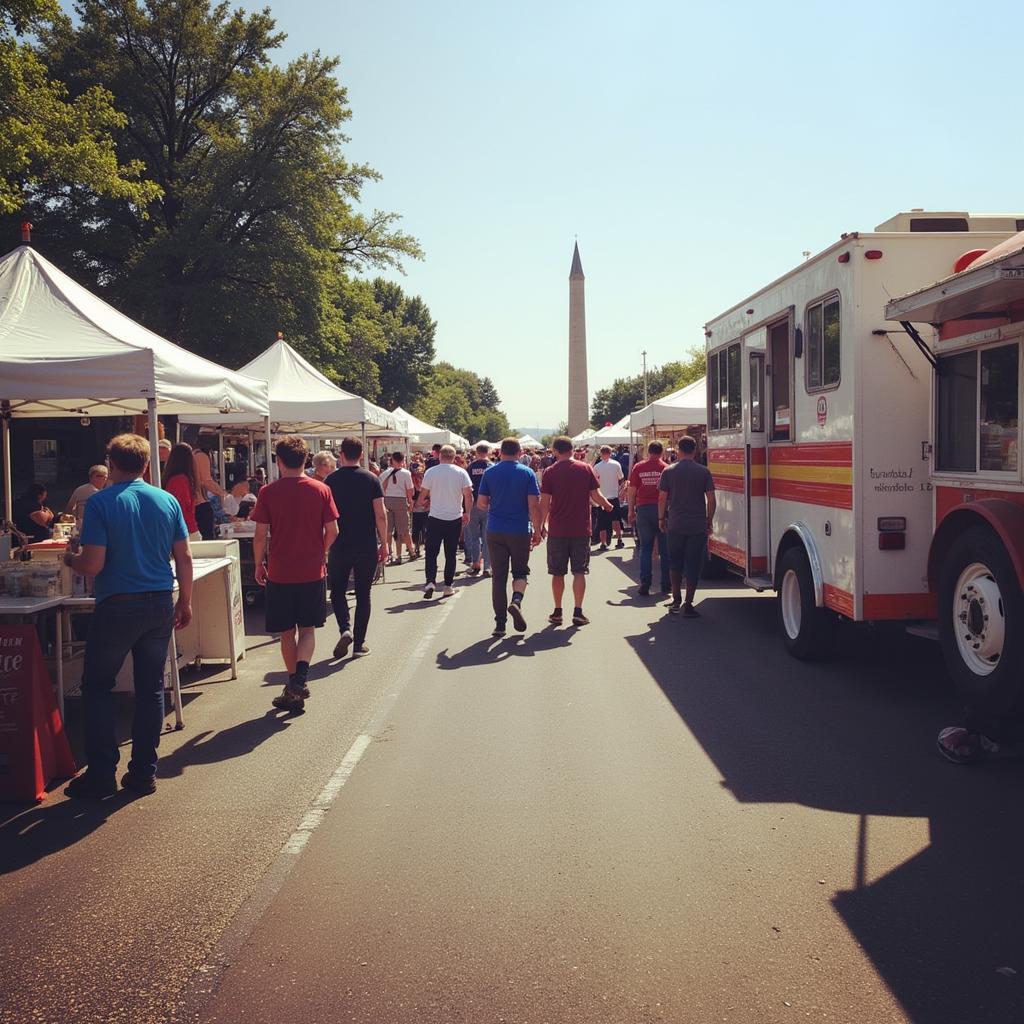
[81,591,174,779]
[464,505,490,570]
[635,504,669,589]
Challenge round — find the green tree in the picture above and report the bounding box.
[372,279,436,409]
[591,348,706,427]
[412,361,510,442]
[0,0,159,215]
[23,0,420,380]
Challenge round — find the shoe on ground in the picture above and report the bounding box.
[548,609,563,624]
[395,555,402,565]
[482,569,492,578]
[272,687,304,711]
[637,584,650,596]
[65,770,117,799]
[508,601,527,633]
[682,604,700,619]
[333,630,353,658]
[616,540,625,549]
[572,610,590,626]
[289,679,311,700]
[599,544,608,552]
[492,623,507,638]
[423,583,435,599]
[121,771,156,796]
[441,585,454,597]
[353,644,370,657]
[668,600,682,615]
[467,565,480,576]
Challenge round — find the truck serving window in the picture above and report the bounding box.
[806,296,840,391]
[708,343,742,431]
[936,343,1020,474]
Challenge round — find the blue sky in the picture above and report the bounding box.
[257,0,1022,425]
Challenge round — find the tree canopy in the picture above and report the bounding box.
[591,348,705,428]
[412,362,511,444]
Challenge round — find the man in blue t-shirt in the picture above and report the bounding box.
[477,437,543,637]
[63,433,193,798]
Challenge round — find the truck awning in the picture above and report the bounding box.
[885,233,1024,324]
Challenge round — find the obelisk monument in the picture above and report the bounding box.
[567,241,589,435]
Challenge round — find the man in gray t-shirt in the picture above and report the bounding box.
[658,436,716,618]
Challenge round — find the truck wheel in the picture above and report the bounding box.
[777,546,835,660]
[244,589,260,608]
[938,526,1024,716]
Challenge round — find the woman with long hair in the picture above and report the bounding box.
[164,443,202,540]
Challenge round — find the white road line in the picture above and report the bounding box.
[174,589,463,1022]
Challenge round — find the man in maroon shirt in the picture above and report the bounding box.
[539,436,612,626]
[627,441,670,596]
[252,436,339,711]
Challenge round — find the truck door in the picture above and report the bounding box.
[764,315,794,575]
[745,334,768,578]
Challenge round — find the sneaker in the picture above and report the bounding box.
[65,771,117,799]
[395,555,402,566]
[333,630,353,658]
[571,610,590,626]
[272,688,304,711]
[615,540,625,549]
[467,565,480,577]
[637,584,650,596]
[482,569,492,578]
[599,544,608,552]
[682,604,701,619]
[508,600,527,632]
[289,678,311,700]
[121,771,156,796]
[548,609,563,624]
[423,583,435,599]
[443,585,455,597]
[353,644,370,657]
[492,623,507,638]
[668,600,682,615]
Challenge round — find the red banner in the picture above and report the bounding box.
[0,627,77,803]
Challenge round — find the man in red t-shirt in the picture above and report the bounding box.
[539,436,612,626]
[252,436,339,711]
[627,441,669,596]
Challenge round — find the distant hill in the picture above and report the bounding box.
[512,426,558,439]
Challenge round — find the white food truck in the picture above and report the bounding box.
[704,210,1024,710]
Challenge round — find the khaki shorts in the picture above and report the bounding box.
[385,495,411,536]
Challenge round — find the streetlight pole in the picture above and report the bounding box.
[642,350,648,406]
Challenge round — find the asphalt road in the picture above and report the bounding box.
[3,545,1024,1024]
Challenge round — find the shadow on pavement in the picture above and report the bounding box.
[436,625,577,669]
[626,592,1024,1023]
[157,711,293,778]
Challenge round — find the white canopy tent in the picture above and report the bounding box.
[392,407,468,449]
[0,244,270,514]
[588,414,632,447]
[629,377,706,434]
[571,427,598,446]
[517,434,542,449]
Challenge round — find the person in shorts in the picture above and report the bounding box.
[658,435,716,618]
[593,445,625,550]
[540,436,611,626]
[478,438,543,636]
[252,436,339,711]
[379,451,415,564]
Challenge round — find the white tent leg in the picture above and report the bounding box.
[147,397,162,487]
[2,410,12,527]
[264,416,274,481]
[218,430,226,489]
[361,422,367,468]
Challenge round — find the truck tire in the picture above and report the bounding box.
[938,526,1024,716]
[777,546,835,660]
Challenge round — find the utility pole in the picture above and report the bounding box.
[642,350,649,406]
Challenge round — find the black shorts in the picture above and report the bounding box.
[666,532,707,582]
[597,497,622,534]
[265,579,327,633]
[547,535,590,576]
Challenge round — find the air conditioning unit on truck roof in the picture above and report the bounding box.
[704,211,1024,694]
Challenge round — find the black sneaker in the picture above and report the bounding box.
[423,583,435,599]
[548,609,563,624]
[508,601,527,632]
[615,540,625,549]
[571,610,590,626]
[682,604,700,619]
[637,584,650,596]
[333,630,353,658]
[353,644,370,657]
[492,624,506,638]
[121,771,156,796]
[289,678,311,700]
[482,569,492,578]
[272,687,304,712]
[599,544,608,552]
[668,600,682,615]
[65,771,117,799]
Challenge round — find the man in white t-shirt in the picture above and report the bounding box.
[379,451,415,563]
[593,445,625,550]
[420,445,472,598]
[65,464,109,531]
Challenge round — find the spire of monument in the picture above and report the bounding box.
[569,241,584,280]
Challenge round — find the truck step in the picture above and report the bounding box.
[744,575,774,593]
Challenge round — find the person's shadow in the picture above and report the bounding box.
[157,711,293,778]
[436,625,577,669]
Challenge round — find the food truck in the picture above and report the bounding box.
[885,228,1024,712]
[704,211,1024,707]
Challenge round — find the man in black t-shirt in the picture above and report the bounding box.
[324,436,388,658]
[424,443,442,470]
[465,442,492,576]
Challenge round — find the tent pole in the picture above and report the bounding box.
[2,408,11,526]
[360,421,367,468]
[147,398,162,487]
[264,416,274,481]
[218,429,226,489]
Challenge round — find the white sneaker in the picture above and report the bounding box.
[443,585,455,598]
[423,583,435,599]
